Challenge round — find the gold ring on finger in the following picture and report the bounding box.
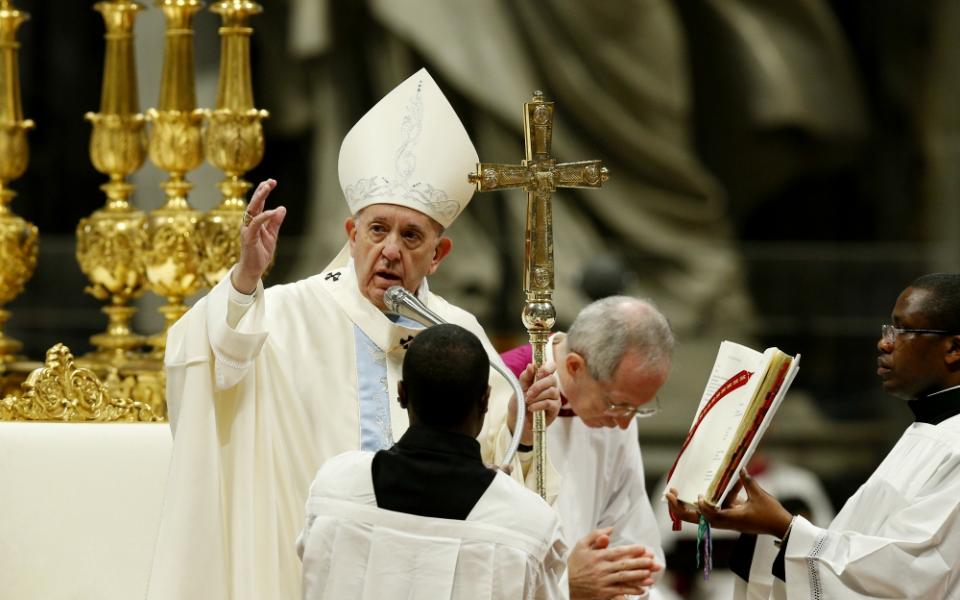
[242,211,253,226]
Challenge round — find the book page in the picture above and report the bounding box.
[707,350,791,502]
[665,341,766,504]
[714,355,800,503]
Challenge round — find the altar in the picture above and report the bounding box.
[0,1,268,598]
[0,421,172,599]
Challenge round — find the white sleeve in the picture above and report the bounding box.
[538,521,570,600]
[204,270,269,390]
[604,426,665,580]
[227,279,257,328]
[783,482,960,599]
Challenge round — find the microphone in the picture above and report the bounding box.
[384,286,444,327]
[383,285,526,469]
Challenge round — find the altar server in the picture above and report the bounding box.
[298,324,567,599]
[668,273,960,599]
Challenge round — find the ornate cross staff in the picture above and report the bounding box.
[469,91,609,498]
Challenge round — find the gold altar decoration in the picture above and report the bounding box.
[469,91,609,498]
[76,0,149,365]
[199,0,268,286]
[0,0,37,363]
[144,0,206,357]
[0,343,162,422]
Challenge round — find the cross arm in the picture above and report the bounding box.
[553,160,609,189]
[467,163,533,193]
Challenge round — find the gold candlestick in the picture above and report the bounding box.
[199,0,268,287]
[144,0,205,358]
[469,91,609,498]
[76,0,148,366]
[0,0,37,363]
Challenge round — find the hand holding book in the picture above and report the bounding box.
[665,341,800,512]
[665,469,794,539]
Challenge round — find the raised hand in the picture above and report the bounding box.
[510,363,561,446]
[567,528,661,600]
[231,179,286,294]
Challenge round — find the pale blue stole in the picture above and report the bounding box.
[354,314,422,451]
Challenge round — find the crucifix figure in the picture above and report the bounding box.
[469,90,609,498]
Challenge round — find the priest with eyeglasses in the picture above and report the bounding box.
[502,296,672,599]
[667,273,960,599]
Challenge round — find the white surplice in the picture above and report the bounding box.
[297,451,568,600]
[549,417,665,598]
[542,336,665,598]
[738,413,960,599]
[146,263,557,600]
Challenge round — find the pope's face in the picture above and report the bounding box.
[346,204,452,310]
[564,350,668,429]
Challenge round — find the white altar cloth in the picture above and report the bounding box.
[0,422,172,600]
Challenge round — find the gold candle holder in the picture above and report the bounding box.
[199,0,268,287]
[76,0,148,366]
[144,0,205,358]
[0,0,37,363]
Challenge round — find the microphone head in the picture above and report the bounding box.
[384,285,409,312]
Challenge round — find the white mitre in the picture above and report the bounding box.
[337,68,479,229]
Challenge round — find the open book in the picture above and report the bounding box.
[665,341,800,508]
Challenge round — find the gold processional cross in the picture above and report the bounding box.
[469,91,609,498]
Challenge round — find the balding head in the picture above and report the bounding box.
[560,297,674,428]
[566,296,674,382]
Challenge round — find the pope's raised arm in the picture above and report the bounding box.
[230,178,285,296]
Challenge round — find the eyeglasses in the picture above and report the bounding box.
[881,323,956,343]
[603,395,661,419]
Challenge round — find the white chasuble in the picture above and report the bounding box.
[297,451,568,600]
[146,264,555,600]
[736,413,960,599]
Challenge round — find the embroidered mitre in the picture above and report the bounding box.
[337,68,479,228]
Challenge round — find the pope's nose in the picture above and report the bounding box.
[381,238,402,262]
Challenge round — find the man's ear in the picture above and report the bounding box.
[945,335,960,369]
[428,237,453,275]
[344,216,358,253]
[479,385,490,417]
[566,352,586,377]
[397,381,408,409]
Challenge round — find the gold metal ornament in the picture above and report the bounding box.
[0,0,37,363]
[0,343,162,422]
[469,91,610,498]
[144,0,206,358]
[77,0,149,366]
[199,0,268,287]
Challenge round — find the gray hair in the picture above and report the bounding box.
[566,296,674,382]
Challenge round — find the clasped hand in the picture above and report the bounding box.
[568,527,660,600]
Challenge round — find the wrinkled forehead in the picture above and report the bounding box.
[356,203,444,234]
